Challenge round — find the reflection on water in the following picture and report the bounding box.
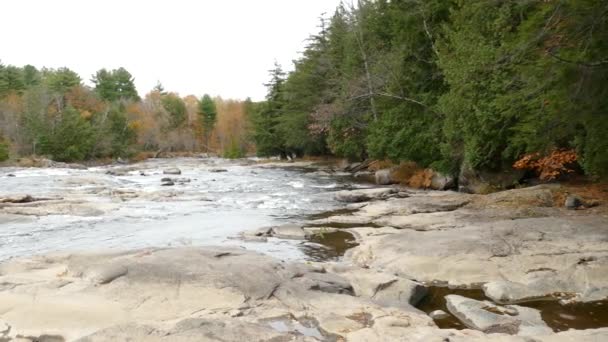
[416,286,608,332]
[301,231,358,261]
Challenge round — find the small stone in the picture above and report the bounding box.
[209,168,228,173]
[161,180,175,186]
[429,310,450,320]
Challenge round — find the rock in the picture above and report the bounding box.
[7,174,15,177]
[83,264,128,285]
[304,272,354,295]
[329,267,427,308]
[445,295,552,336]
[429,310,450,320]
[76,318,307,342]
[459,162,525,194]
[161,177,190,185]
[269,224,307,240]
[355,192,472,217]
[334,188,398,203]
[163,168,182,175]
[161,180,174,186]
[565,195,583,210]
[375,169,394,185]
[348,211,608,295]
[106,169,129,176]
[430,172,455,191]
[209,168,227,173]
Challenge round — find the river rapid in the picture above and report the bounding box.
[0,157,366,261]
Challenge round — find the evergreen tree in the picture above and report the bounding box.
[198,94,217,151]
[251,63,287,157]
[92,67,139,102]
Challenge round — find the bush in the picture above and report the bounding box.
[223,139,245,159]
[0,140,9,161]
[513,149,578,181]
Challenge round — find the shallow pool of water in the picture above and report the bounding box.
[416,286,608,332]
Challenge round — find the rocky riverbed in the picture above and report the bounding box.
[1,158,607,341]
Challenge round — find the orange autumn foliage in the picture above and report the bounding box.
[513,149,578,181]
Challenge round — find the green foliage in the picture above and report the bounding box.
[37,107,95,162]
[161,94,187,129]
[251,63,288,157]
[223,138,245,159]
[0,137,9,161]
[92,104,137,158]
[251,0,608,178]
[44,67,81,94]
[92,67,139,102]
[198,94,217,149]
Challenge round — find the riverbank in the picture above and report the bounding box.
[1,159,607,341]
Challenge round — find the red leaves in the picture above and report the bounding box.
[513,149,578,180]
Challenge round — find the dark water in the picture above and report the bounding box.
[300,231,359,261]
[416,286,608,332]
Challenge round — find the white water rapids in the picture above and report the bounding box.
[0,158,370,261]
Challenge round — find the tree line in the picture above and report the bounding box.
[250,0,608,178]
[0,64,251,162]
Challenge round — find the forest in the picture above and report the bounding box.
[1,0,607,181]
[0,65,251,162]
[250,0,608,179]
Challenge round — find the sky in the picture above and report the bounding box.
[1,0,343,101]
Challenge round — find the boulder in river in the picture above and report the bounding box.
[163,168,182,175]
[269,224,307,240]
[209,168,228,173]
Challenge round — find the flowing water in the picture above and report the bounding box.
[0,158,368,262]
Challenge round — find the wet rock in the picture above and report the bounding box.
[270,224,307,240]
[445,295,552,336]
[310,215,374,227]
[163,168,182,175]
[565,195,583,210]
[334,188,398,203]
[429,310,450,320]
[209,168,228,173]
[106,169,129,176]
[161,177,190,185]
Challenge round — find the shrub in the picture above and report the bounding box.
[513,149,578,181]
[0,139,9,161]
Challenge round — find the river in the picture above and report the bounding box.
[0,157,366,261]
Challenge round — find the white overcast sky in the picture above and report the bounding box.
[1,0,343,101]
